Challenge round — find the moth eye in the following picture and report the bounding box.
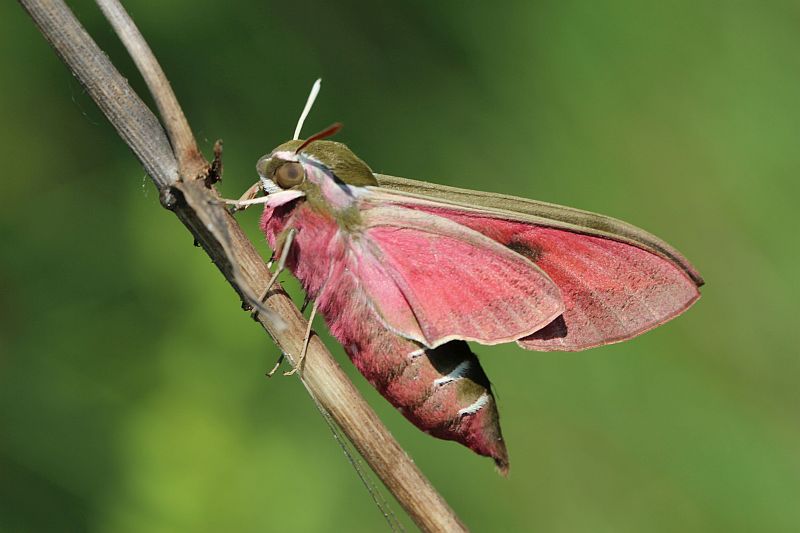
[274,162,305,188]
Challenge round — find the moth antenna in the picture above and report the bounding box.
[293,78,322,140]
[295,122,343,154]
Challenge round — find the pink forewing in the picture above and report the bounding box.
[367,200,700,351]
[357,205,564,347]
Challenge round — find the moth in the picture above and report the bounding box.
[237,81,703,473]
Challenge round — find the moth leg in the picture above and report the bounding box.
[284,299,318,377]
[265,352,286,378]
[225,181,265,213]
[251,227,296,319]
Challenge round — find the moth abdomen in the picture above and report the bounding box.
[353,336,509,473]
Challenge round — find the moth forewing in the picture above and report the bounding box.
[372,174,703,287]
[365,176,701,351]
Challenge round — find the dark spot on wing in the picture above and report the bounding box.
[507,239,543,263]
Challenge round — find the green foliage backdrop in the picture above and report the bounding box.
[2,1,798,531]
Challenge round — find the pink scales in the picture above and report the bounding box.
[261,198,512,472]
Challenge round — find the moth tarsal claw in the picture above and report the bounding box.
[284,299,319,377]
[266,352,287,378]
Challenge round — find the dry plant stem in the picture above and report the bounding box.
[95,0,208,181]
[19,1,467,531]
[20,0,178,187]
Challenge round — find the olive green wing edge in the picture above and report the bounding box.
[373,174,704,287]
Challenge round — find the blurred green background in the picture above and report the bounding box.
[3,1,799,531]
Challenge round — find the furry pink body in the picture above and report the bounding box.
[261,199,510,470]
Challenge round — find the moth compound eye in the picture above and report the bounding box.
[274,162,305,188]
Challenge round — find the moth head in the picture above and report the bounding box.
[256,154,305,193]
[257,139,378,193]
[256,80,377,192]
